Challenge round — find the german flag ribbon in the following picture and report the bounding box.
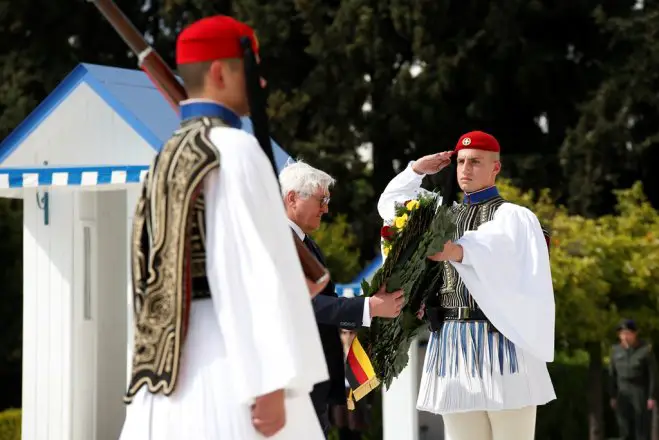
[344,336,380,410]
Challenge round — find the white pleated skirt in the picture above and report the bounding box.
[119,299,324,440]
[417,321,556,415]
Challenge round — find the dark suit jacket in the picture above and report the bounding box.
[302,234,368,412]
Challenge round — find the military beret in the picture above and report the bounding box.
[454,131,501,154]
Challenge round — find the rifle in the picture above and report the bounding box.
[89,0,329,285]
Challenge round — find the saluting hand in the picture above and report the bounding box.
[369,284,405,319]
[411,151,453,175]
[252,389,286,437]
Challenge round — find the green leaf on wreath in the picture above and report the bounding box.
[386,271,403,291]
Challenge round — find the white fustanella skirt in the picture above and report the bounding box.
[119,299,324,440]
[417,321,556,415]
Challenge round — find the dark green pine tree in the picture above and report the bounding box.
[561,3,659,217]
[0,0,155,140]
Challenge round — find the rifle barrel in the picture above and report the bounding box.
[88,0,187,109]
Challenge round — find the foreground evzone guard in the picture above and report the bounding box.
[378,131,556,440]
[119,16,329,439]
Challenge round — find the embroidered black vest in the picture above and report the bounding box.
[439,190,506,310]
[124,116,226,403]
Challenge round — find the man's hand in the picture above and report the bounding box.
[369,285,404,318]
[610,398,617,409]
[648,398,656,410]
[306,275,329,298]
[411,152,453,175]
[427,241,463,263]
[252,389,286,437]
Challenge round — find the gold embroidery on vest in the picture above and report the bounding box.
[124,117,227,403]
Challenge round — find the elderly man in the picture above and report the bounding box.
[377,131,556,440]
[609,319,658,440]
[280,160,404,437]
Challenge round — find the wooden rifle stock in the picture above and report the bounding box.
[89,0,329,284]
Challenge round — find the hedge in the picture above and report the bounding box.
[0,409,20,440]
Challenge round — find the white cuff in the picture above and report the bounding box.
[407,160,426,178]
[455,239,470,265]
[362,297,372,327]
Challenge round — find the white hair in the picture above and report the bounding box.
[279,159,335,198]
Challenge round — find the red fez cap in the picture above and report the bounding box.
[454,131,500,153]
[176,15,259,65]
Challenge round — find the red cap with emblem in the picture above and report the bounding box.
[454,131,500,154]
[176,15,259,65]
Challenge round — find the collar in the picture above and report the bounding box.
[288,219,305,240]
[462,185,500,205]
[180,99,242,129]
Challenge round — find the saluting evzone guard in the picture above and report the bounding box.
[118,15,329,440]
[377,131,556,440]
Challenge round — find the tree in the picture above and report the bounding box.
[311,214,362,283]
[560,4,659,216]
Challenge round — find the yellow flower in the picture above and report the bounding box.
[382,241,392,257]
[406,200,420,211]
[394,213,408,229]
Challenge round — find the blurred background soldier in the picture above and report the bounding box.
[609,319,658,440]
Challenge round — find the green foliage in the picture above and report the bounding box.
[310,214,361,283]
[424,205,457,257]
[0,409,21,440]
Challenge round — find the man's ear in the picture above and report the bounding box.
[284,190,296,206]
[493,160,502,175]
[208,60,226,89]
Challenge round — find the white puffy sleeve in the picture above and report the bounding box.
[377,162,438,222]
[203,127,328,404]
[450,203,555,362]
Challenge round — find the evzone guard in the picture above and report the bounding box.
[119,16,329,440]
[378,131,556,440]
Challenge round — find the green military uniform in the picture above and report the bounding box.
[609,336,658,440]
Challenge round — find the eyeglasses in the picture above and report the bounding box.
[299,192,330,206]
